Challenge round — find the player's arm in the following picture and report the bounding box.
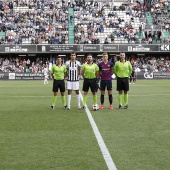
[114,62,117,76]
[81,65,85,78]
[128,62,132,77]
[78,63,81,76]
[65,62,68,77]
[64,66,67,78]
[51,67,54,79]
[111,62,114,75]
[95,65,100,78]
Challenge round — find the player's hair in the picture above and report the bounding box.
[56,56,62,59]
[102,52,108,56]
[87,54,92,57]
[120,52,125,55]
[70,51,76,55]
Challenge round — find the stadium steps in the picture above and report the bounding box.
[137,31,143,40]
[163,31,169,40]
[145,12,153,26]
[68,8,74,44]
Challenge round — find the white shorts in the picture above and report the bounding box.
[67,81,79,90]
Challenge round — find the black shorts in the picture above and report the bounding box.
[116,77,129,91]
[100,80,112,91]
[53,79,65,92]
[83,78,97,92]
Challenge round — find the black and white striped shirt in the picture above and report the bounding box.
[65,60,81,81]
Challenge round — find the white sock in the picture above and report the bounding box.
[77,94,80,107]
[67,95,71,108]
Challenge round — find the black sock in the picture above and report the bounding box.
[109,94,113,105]
[100,94,104,105]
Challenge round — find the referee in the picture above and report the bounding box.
[81,54,99,109]
[114,52,132,109]
[50,56,67,110]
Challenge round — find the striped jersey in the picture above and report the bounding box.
[65,60,81,81]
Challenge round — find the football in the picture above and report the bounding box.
[92,104,99,111]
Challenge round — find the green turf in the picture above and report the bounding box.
[0,80,170,170]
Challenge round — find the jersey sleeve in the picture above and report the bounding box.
[65,61,69,68]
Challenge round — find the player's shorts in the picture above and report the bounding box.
[83,78,97,93]
[100,80,112,91]
[67,81,79,90]
[116,77,129,91]
[53,79,65,92]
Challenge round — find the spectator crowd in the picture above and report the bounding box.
[0,0,169,44]
[0,55,169,73]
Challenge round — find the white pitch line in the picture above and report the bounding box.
[79,92,117,170]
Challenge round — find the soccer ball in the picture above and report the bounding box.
[92,104,99,111]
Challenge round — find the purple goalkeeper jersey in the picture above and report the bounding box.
[98,61,114,80]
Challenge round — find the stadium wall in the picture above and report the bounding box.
[0,44,169,53]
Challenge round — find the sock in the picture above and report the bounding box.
[118,94,122,106]
[76,94,80,107]
[93,94,97,105]
[62,95,66,106]
[109,94,113,105]
[83,95,87,106]
[67,94,71,108]
[52,96,57,106]
[100,94,104,105]
[124,94,128,106]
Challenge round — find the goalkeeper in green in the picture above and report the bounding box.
[114,52,132,109]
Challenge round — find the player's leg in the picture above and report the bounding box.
[123,78,129,109]
[75,89,81,109]
[82,79,89,108]
[60,80,67,109]
[129,75,132,84]
[100,80,105,109]
[133,73,136,84]
[67,81,72,109]
[72,81,81,109]
[107,80,113,109]
[90,79,98,105]
[67,89,72,109]
[51,80,58,110]
[117,77,123,109]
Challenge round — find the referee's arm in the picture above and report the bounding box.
[51,73,54,80]
[95,70,99,78]
[81,70,85,79]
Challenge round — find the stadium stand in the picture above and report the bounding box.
[0,0,169,44]
[0,54,169,73]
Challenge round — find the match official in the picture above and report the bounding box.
[50,56,67,110]
[81,54,99,109]
[114,52,132,109]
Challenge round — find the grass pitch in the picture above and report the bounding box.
[0,80,170,170]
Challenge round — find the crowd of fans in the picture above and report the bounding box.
[0,55,169,73]
[0,0,69,44]
[0,0,169,44]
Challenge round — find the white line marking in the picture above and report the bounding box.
[79,92,117,170]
